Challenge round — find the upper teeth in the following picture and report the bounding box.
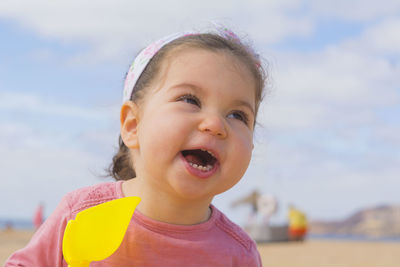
[200,149,215,158]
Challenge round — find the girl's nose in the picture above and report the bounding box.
[198,113,227,138]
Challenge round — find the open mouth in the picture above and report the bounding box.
[181,149,218,172]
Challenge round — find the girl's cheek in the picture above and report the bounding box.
[238,128,254,150]
[233,134,253,159]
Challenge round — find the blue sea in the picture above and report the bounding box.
[309,234,400,243]
[1,218,400,243]
[0,218,34,230]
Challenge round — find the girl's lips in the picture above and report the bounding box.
[180,153,219,179]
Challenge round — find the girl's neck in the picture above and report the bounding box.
[122,178,212,225]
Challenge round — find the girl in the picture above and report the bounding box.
[5,27,266,266]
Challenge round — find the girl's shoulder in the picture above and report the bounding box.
[211,207,262,265]
[64,181,122,216]
[213,206,258,252]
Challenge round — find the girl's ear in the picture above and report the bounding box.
[120,101,140,149]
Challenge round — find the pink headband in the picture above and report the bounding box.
[123,28,259,103]
[123,31,194,102]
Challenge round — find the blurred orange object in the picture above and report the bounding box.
[288,205,308,241]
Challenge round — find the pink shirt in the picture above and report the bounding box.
[5,181,262,266]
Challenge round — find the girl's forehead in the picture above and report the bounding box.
[161,47,256,89]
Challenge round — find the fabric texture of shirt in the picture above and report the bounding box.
[5,181,262,267]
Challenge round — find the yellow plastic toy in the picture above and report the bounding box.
[62,197,141,267]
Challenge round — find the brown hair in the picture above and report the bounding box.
[108,33,267,180]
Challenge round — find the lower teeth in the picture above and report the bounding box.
[189,162,213,171]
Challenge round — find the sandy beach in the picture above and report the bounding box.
[1,229,35,265]
[1,229,400,266]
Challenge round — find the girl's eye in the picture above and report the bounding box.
[228,110,249,125]
[177,94,201,107]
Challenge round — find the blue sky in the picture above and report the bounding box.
[1,0,399,226]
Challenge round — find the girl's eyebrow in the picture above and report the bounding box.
[170,83,255,115]
[169,83,202,92]
[233,99,255,116]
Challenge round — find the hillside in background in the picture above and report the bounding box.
[310,205,400,238]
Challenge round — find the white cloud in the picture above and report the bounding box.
[309,0,400,21]
[0,0,314,62]
[342,17,400,57]
[260,16,400,132]
[0,91,116,120]
[0,89,121,218]
[366,18,400,54]
[0,134,110,218]
[275,49,397,103]
[0,117,117,218]
[374,125,400,145]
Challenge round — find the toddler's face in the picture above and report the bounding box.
[133,47,256,202]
